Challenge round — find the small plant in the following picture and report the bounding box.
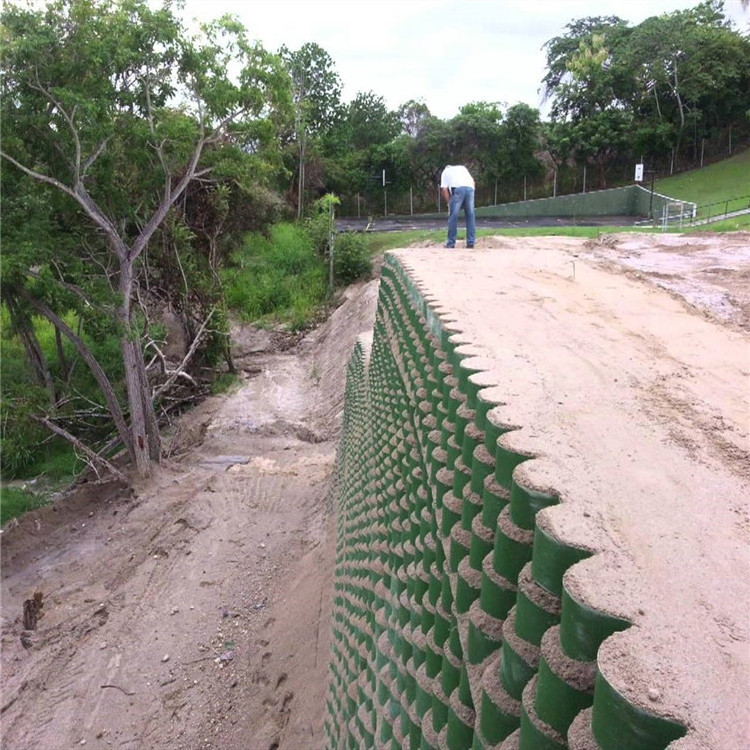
[222,222,328,327]
[211,372,241,395]
[333,232,371,285]
[1,486,51,525]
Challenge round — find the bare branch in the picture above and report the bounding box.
[30,70,81,182]
[153,308,215,399]
[0,150,127,257]
[128,136,207,261]
[24,295,135,460]
[82,138,111,177]
[24,267,101,311]
[0,150,78,199]
[34,416,125,482]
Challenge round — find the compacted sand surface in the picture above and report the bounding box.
[394,233,749,748]
[1,232,748,749]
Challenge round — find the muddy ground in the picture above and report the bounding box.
[1,232,748,750]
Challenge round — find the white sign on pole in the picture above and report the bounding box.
[634,163,644,182]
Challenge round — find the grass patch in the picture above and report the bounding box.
[211,372,242,395]
[22,443,84,481]
[1,485,52,525]
[688,212,750,232]
[223,222,328,329]
[655,149,750,216]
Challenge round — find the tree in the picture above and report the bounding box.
[542,15,631,119]
[281,43,342,218]
[623,1,750,140]
[397,99,432,138]
[346,92,401,151]
[499,103,544,186]
[1,0,292,477]
[447,101,504,185]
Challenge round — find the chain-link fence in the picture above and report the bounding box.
[332,127,748,218]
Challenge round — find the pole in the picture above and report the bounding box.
[649,170,655,220]
[328,200,334,294]
[582,164,587,194]
[523,175,527,202]
[553,170,557,198]
[410,187,413,215]
[384,189,387,217]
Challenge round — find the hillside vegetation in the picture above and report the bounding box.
[655,149,750,217]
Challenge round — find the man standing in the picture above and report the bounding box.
[440,164,476,248]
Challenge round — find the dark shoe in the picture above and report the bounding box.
[467,244,475,248]
[445,244,455,248]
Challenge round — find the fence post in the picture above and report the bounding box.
[583,164,587,194]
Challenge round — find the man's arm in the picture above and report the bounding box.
[441,187,451,204]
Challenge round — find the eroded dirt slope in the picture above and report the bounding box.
[1,231,748,750]
[0,281,379,750]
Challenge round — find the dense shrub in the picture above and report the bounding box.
[333,232,371,285]
[222,222,328,327]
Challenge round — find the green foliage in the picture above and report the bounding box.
[211,372,241,395]
[304,193,340,255]
[222,222,327,327]
[1,387,50,476]
[0,305,116,478]
[333,232,371,285]
[1,486,51,526]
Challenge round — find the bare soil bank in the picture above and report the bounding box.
[2,232,748,749]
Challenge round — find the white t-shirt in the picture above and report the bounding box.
[440,165,475,189]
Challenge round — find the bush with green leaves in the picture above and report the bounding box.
[0,387,51,476]
[333,232,371,285]
[222,222,328,328]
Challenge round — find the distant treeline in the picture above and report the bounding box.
[1,0,747,480]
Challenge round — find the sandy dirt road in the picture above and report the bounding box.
[1,232,748,750]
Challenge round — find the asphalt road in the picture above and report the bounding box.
[336,214,642,232]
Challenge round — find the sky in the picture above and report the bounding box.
[180,0,750,120]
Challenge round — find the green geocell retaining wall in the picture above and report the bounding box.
[324,256,687,750]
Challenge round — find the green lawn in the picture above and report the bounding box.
[654,149,750,217]
[1,485,51,525]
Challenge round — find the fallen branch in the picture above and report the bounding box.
[34,417,125,482]
[100,684,135,696]
[152,308,215,399]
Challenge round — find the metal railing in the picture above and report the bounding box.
[692,194,750,224]
[635,193,750,229]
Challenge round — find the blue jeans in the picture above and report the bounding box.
[447,186,476,247]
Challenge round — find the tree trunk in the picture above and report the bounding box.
[55,327,70,384]
[7,297,57,406]
[119,260,160,476]
[597,154,607,189]
[25,295,134,460]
